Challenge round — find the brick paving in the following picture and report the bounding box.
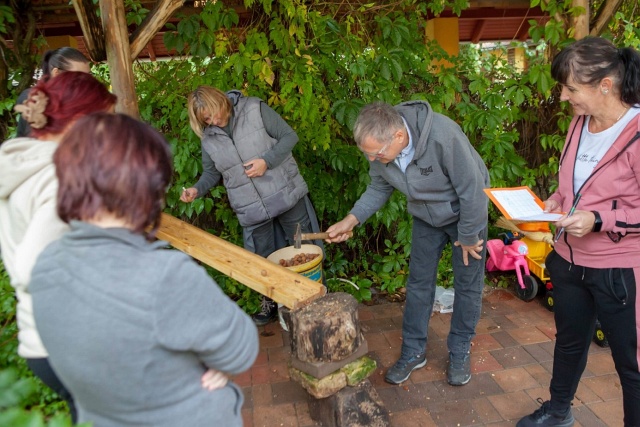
[238,287,621,426]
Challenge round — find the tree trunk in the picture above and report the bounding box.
[290,292,363,363]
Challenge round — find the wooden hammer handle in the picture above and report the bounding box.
[300,231,353,240]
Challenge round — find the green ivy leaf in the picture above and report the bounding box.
[390,58,402,81]
[0,409,44,427]
[380,61,391,80]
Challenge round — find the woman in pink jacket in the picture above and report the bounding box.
[517,37,640,427]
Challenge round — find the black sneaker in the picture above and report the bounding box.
[447,353,471,386]
[252,298,277,326]
[384,354,427,384]
[516,399,574,427]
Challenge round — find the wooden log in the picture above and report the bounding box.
[156,213,325,310]
[290,292,363,363]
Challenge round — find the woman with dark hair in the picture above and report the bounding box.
[182,86,323,326]
[0,71,116,422]
[15,47,90,137]
[517,37,640,427]
[29,113,258,427]
[39,47,90,82]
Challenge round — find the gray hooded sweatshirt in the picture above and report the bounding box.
[350,101,489,245]
[31,221,259,427]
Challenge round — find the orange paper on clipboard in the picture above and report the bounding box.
[484,187,562,222]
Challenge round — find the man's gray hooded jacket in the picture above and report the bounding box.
[350,100,489,246]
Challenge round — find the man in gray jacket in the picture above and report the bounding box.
[326,101,489,386]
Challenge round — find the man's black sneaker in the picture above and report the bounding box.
[447,353,471,386]
[252,298,277,326]
[516,399,574,427]
[384,354,427,384]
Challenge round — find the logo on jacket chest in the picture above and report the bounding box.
[420,165,433,176]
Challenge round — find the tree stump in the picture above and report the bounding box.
[290,292,363,363]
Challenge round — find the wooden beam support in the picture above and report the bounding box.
[146,42,157,61]
[129,0,185,60]
[72,0,106,62]
[470,19,487,44]
[100,0,139,118]
[469,0,532,7]
[590,0,624,36]
[573,0,589,40]
[156,213,326,310]
[516,20,531,41]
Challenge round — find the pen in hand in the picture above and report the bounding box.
[554,193,582,242]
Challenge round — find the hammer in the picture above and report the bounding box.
[293,223,353,249]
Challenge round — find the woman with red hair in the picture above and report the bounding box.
[0,71,116,422]
[15,47,91,137]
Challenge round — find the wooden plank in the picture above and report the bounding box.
[156,213,326,310]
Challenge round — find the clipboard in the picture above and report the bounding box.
[484,186,563,222]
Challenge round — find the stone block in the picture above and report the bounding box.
[290,340,369,379]
[289,355,377,399]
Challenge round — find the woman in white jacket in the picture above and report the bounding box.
[0,72,116,421]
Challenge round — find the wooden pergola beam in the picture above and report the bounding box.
[516,21,531,41]
[573,0,589,39]
[72,0,106,62]
[470,19,487,44]
[99,0,139,118]
[129,0,185,60]
[469,0,532,8]
[590,0,624,36]
[146,42,157,61]
[73,0,184,115]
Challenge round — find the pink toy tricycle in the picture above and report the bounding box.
[486,233,538,301]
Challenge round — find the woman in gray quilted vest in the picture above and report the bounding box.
[182,86,322,326]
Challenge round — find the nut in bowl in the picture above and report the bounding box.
[279,252,320,267]
[266,244,324,282]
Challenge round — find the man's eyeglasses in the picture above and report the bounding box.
[361,140,392,158]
